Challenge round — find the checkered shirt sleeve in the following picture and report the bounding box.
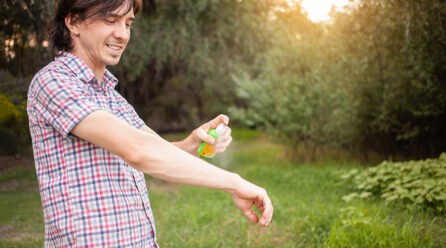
[31,69,102,137]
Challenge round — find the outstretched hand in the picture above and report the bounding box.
[231,177,273,227]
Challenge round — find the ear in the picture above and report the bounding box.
[65,13,81,36]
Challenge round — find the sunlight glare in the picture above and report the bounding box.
[294,0,351,22]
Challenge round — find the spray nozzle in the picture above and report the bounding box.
[215,123,227,136]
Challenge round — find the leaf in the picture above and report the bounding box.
[342,193,359,202]
[435,192,446,201]
[359,192,372,199]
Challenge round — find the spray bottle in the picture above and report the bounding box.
[197,123,227,158]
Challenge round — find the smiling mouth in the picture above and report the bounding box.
[106,44,123,51]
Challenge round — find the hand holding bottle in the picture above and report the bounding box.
[193,114,232,157]
[198,123,227,158]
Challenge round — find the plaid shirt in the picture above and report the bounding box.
[27,52,158,247]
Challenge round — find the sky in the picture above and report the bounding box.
[298,0,351,22]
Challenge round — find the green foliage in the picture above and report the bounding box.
[342,153,446,214]
[112,0,275,130]
[324,204,437,248]
[0,0,52,76]
[0,93,28,155]
[231,0,446,159]
[0,1,49,154]
[2,0,446,159]
[0,94,20,126]
[229,4,354,160]
[328,0,446,157]
[230,71,347,161]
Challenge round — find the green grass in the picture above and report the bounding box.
[0,129,444,247]
[0,167,44,247]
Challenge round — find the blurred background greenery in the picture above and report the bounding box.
[1,1,446,247]
[1,0,446,161]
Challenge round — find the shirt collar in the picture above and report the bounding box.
[56,52,119,90]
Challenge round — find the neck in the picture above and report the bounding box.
[70,48,105,82]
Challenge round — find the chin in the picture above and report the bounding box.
[104,57,121,66]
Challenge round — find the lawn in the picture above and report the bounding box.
[0,129,444,247]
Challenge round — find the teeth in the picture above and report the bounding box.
[107,44,121,50]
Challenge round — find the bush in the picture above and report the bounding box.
[0,94,20,126]
[229,8,352,161]
[0,94,29,155]
[230,69,347,161]
[342,154,446,214]
[0,127,20,155]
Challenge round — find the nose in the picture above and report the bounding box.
[113,23,130,41]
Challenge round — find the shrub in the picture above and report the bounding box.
[342,154,446,214]
[229,37,352,161]
[0,94,20,126]
[0,94,28,155]
[0,127,20,155]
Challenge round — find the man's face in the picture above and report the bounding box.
[74,6,135,68]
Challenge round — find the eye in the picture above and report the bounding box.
[104,18,115,24]
[126,23,133,29]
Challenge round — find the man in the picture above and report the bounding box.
[27,0,273,247]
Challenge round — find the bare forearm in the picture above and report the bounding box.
[131,133,239,194]
[139,125,199,156]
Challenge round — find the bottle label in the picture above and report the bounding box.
[197,128,220,158]
[199,143,215,158]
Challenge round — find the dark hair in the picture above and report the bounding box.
[47,0,143,56]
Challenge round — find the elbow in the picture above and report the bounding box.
[122,149,144,168]
[120,137,166,173]
[124,146,156,172]
[117,131,181,175]
[120,139,148,169]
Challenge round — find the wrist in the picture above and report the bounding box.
[223,172,242,195]
[172,132,200,156]
[185,131,201,155]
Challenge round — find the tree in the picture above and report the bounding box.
[112,0,275,131]
[330,0,446,158]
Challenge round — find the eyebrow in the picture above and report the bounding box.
[106,13,135,21]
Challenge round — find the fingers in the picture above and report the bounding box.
[196,114,230,145]
[242,192,273,227]
[196,128,216,144]
[215,136,232,152]
[220,126,232,140]
[232,181,273,227]
[242,209,259,224]
[258,194,273,227]
[207,114,229,129]
[251,189,273,227]
[215,127,232,152]
[214,136,232,153]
